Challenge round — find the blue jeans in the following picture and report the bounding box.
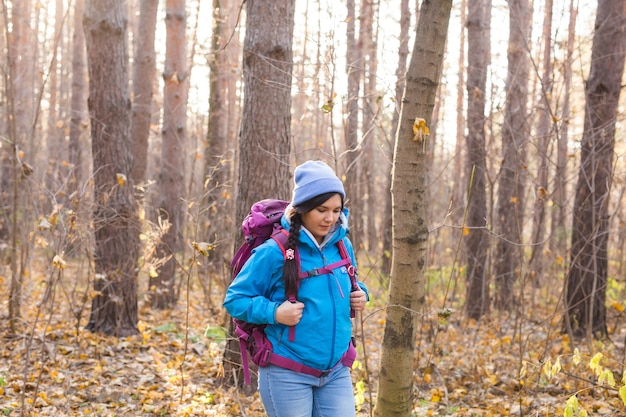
[258,363,356,417]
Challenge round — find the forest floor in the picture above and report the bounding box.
[2,258,626,416]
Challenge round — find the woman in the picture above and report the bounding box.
[224,160,369,417]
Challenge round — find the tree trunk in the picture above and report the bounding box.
[222,0,295,389]
[564,0,626,339]
[464,0,491,321]
[373,1,452,415]
[204,0,236,287]
[382,0,411,276]
[527,0,554,286]
[130,0,158,185]
[69,0,89,197]
[150,0,188,309]
[550,0,577,256]
[6,0,35,333]
[83,0,141,337]
[345,0,362,252]
[494,0,531,309]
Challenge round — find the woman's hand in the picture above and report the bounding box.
[275,300,305,326]
[350,289,367,312]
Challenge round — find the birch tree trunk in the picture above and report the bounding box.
[373,1,452,415]
[564,0,626,339]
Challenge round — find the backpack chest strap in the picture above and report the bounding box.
[299,257,351,278]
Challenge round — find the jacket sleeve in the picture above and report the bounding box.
[223,241,285,325]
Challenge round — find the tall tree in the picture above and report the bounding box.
[203,0,236,284]
[45,0,65,197]
[222,0,295,388]
[130,0,159,185]
[494,0,531,309]
[5,0,35,333]
[528,0,554,285]
[151,0,188,309]
[83,0,141,336]
[68,0,88,197]
[373,0,452,415]
[550,0,577,256]
[360,0,378,251]
[345,0,362,251]
[382,0,411,275]
[564,0,626,339]
[464,0,491,320]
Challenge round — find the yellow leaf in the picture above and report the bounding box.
[619,385,626,405]
[573,348,581,365]
[149,266,159,278]
[412,118,430,141]
[589,352,603,373]
[600,369,615,387]
[519,361,527,378]
[564,395,578,417]
[192,241,214,257]
[543,359,553,379]
[116,173,127,186]
[612,301,625,312]
[552,356,562,376]
[463,227,470,236]
[430,388,441,403]
[52,254,66,270]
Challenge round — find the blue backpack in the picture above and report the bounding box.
[229,199,358,383]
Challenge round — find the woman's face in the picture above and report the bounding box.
[301,194,343,243]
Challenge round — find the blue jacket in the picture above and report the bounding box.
[223,208,368,371]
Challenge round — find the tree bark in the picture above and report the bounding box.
[69,0,89,197]
[6,0,35,333]
[382,0,411,276]
[464,0,491,321]
[494,0,531,309]
[222,0,295,389]
[130,0,158,185]
[83,0,141,337]
[527,0,554,286]
[373,1,452,415]
[203,0,236,287]
[150,0,188,309]
[564,0,626,339]
[345,0,362,251]
[550,0,577,256]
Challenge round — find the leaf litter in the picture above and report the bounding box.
[2,263,626,416]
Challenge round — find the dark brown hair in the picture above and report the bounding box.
[282,192,344,297]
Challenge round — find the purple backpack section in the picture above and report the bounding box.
[230,199,290,279]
